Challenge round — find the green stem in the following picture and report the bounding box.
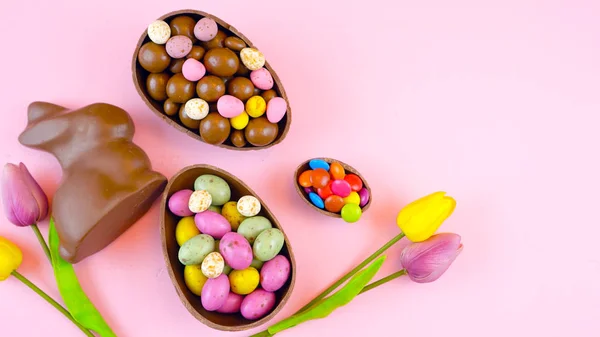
[11,271,95,337]
[359,269,406,295]
[31,224,52,263]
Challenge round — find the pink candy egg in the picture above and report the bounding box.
[217,95,244,118]
[331,179,352,198]
[182,58,206,81]
[168,189,194,216]
[250,68,274,90]
[194,18,218,42]
[201,274,230,311]
[166,35,193,58]
[240,289,276,320]
[216,292,244,314]
[266,97,287,124]
[195,210,231,239]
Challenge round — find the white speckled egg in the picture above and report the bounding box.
[201,252,225,278]
[147,20,171,44]
[184,98,209,120]
[240,48,266,71]
[189,190,212,213]
[237,195,261,217]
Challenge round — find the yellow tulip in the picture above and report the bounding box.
[396,191,456,242]
[0,236,23,281]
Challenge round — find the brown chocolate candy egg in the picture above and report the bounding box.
[163,99,179,116]
[253,87,262,96]
[224,36,246,51]
[230,129,246,148]
[146,73,170,101]
[187,46,205,61]
[166,73,195,103]
[199,112,231,145]
[261,89,278,103]
[169,58,185,73]
[227,77,255,101]
[179,104,201,129]
[169,16,197,42]
[245,116,279,147]
[196,75,226,102]
[236,63,250,76]
[203,48,239,77]
[201,30,227,50]
[138,42,171,73]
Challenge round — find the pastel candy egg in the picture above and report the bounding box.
[194,17,218,42]
[166,35,193,58]
[184,265,207,296]
[341,203,362,223]
[188,190,212,213]
[216,292,244,314]
[221,201,247,231]
[266,97,287,124]
[240,47,266,71]
[175,216,200,246]
[237,195,261,217]
[168,189,194,216]
[147,20,171,44]
[231,111,249,130]
[195,210,231,239]
[250,258,264,270]
[260,255,291,292]
[240,289,276,320]
[208,205,222,213]
[250,68,274,90]
[194,174,231,206]
[253,228,285,262]
[220,232,253,270]
[343,191,361,205]
[308,192,324,209]
[229,267,260,295]
[201,274,230,311]
[331,179,352,198]
[201,252,225,278]
[309,159,330,171]
[217,94,244,118]
[184,98,209,120]
[237,216,272,244]
[245,96,266,118]
[178,234,215,265]
[182,58,206,81]
[358,188,370,207]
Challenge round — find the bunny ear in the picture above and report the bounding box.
[26,101,68,124]
[18,102,70,148]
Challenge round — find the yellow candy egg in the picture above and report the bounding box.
[228,267,260,295]
[184,265,208,296]
[343,191,361,205]
[176,216,200,246]
[245,96,266,118]
[230,111,249,130]
[221,201,247,231]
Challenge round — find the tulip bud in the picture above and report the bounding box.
[1,162,49,227]
[0,236,23,281]
[400,233,462,283]
[396,191,456,242]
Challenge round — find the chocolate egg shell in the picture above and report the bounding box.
[227,77,255,101]
[146,73,170,101]
[204,48,240,77]
[166,73,195,103]
[245,117,278,147]
[200,112,231,145]
[169,16,197,42]
[196,75,225,103]
[138,42,171,73]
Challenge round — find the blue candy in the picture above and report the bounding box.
[309,159,330,171]
[308,192,325,209]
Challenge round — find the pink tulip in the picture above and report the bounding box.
[1,162,49,227]
[400,233,463,283]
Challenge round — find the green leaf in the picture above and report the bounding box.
[49,217,117,337]
[267,255,386,335]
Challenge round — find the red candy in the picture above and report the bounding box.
[311,168,330,189]
[344,174,363,192]
[317,181,333,199]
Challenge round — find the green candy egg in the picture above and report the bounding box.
[250,258,264,270]
[253,228,284,262]
[178,234,215,266]
[208,205,222,213]
[238,216,272,245]
[194,174,231,206]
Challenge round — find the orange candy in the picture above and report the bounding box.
[324,195,345,213]
[311,168,330,189]
[329,162,345,180]
[298,170,313,187]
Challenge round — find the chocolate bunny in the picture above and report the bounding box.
[19,101,167,263]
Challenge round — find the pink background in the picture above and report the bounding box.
[1,0,599,336]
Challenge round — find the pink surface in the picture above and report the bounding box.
[0,1,599,336]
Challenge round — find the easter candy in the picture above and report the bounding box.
[309,159,330,171]
[230,130,247,148]
[208,205,222,213]
[260,255,290,292]
[317,181,333,199]
[229,267,260,295]
[245,96,266,118]
[266,97,287,124]
[147,20,171,44]
[204,48,240,77]
[311,168,330,189]
[324,195,344,213]
[202,252,225,278]
[223,264,233,275]
[216,292,244,314]
[178,234,215,265]
[358,188,370,207]
[221,201,247,231]
[201,274,230,311]
[217,94,244,118]
[194,174,231,206]
[237,195,261,217]
[237,216,272,244]
[224,36,246,51]
[182,58,206,82]
[344,174,363,192]
[138,42,171,73]
[343,191,361,205]
[169,15,197,42]
[240,47,265,71]
[245,116,278,147]
[184,264,208,296]
[195,210,231,239]
[166,35,193,59]
[231,111,250,130]
[308,192,324,209]
[184,98,209,120]
[188,190,212,213]
[220,232,253,270]
[194,17,218,42]
[240,289,276,320]
[168,189,194,216]
[175,216,200,246]
[303,187,314,194]
[341,203,362,223]
[187,45,205,60]
[250,68,274,90]
[253,228,285,262]
[200,112,231,145]
[227,77,255,101]
[298,170,313,188]
[329,162,345,180]
[250,258,264,270]
[331,179,352,198]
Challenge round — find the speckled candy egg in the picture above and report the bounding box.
[250,68,274,90]
[266,97,287,124]
[219,232,253,270]
[240,289,276,320]
[260,255,291,292]
[229,267,260,295]
[166,35,193,59]
[221,201,247,231]
[188,190,212,213]
[201,252,225,278]
[237,195,261,217]
[216,292,244,314]
[194,17,219,42]
[175,216,200,246]
[240,47,266,71]
[195,210,231,239]
[253,228,285,262]
[201,274,230,311]
[147,20,171,44]
[237,216,272,244]
[168,189,194,216]
[184,98,209,120]
[193,174,231,206]
[178,234,215,265]
[184,264,207,296]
